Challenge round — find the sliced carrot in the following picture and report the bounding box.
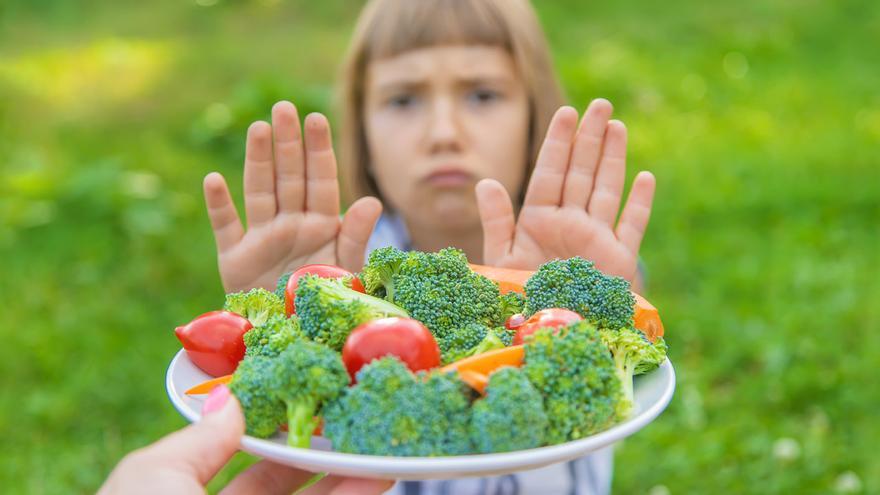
[632,292,665,342]
[457,369,490,395]
[441,345,525,376]
[185,374,233,395]
[468,264,528,294]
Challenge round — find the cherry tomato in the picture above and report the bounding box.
[513,308,583,345]
[341,317,441,381]
[284,264,364,315]
[505,313,526,330]
[174,311,252,376]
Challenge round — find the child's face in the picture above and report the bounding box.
[364,45,530,230]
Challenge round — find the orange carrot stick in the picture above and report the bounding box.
[469,264,528,294]
[457,369,490,395]
[185,374,233,395]
[440,345,525,376]
[632,292,664,342]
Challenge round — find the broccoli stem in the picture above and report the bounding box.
[286,399,318,448]
[612,352,636,419]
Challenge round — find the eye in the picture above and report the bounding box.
[467,88,501,105]
[388,93,418,109]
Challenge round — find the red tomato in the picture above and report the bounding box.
[174,311,252,377]
[284,264,364,316]
[505,313,526,330]
[341,317,441,381]
[513,308,583,345]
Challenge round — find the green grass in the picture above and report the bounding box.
[1,0,878,493]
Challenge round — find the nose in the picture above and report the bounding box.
[426,95,462,153]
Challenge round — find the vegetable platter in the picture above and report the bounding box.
[165,247,675,480]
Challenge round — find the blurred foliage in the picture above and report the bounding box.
[1,0,878,493]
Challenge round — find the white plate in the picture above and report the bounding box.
[166,349,675,480]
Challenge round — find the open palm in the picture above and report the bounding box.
[203,101,381,293]
[476,99,655,284]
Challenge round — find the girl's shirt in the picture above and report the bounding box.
[366,212,614,495]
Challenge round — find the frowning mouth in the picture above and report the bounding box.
[424,166,474,188]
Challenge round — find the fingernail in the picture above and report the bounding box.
[202,384,231,416]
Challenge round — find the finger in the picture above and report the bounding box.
[203,172,245,253]
[139,386,244,485]
[561,98,613,208]
[244,121,278,227]
[615,171,656,256]
[300,474,394,495]
[219,460,317,495]
[303,113,341,217]
[522,106,579,207]
[272,101,306,214]
[475,179,516,263]
[587,119,628,226]
[337,196,383,272]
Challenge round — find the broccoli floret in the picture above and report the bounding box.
[499,291,526,323]
[323,357,473,456]
[265,341,350,448]
[360,246,408,300]
[228,355,285,438]
[599,328,668,419]
[439,323,508,365]
[635,337,667,375]
[363,247,503,343]
[275,271,293,299]
[470,367,548,453]
[224,288,286,326]
[242,314,302,357]
[294,275,409,350]
[524,257,635,330]
[523,320,622,444]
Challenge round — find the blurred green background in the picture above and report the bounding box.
[1,0,878,493]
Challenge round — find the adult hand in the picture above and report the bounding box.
[98,385,393,495]
[204,101,382,293]
[476,99,655,285]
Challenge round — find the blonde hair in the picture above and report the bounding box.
[336,0,566,206]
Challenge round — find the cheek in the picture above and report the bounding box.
[472,108,530,196]
[364,112,421,207]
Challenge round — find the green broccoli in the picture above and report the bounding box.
[361,247,504,343]
[524,257,635,331]
[275,271,293,299]
[599,327,668,419]
[470,367,548,453]
[228,355,285,438]
[323,357,473,456]
[224,287,286,326]
[359,246,408,300]
[266,341,350,448]
[439,323,508,365]
[523,320,622,444]
[242,314,302,357]
[294,275,409,350]
[499,290,526,323]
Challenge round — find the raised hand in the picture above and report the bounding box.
[203,101,382,293]
[475,99,655,285]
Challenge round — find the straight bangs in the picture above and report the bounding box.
[361,0,513,60]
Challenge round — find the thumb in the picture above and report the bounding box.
[143,384,245,484]
[337,196,383,273]
[475,179,515,264]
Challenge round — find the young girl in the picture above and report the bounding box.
[202,0,656,493]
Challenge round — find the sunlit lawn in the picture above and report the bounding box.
[1,0,878,493]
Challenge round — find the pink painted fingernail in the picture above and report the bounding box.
[202,384,231,415]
